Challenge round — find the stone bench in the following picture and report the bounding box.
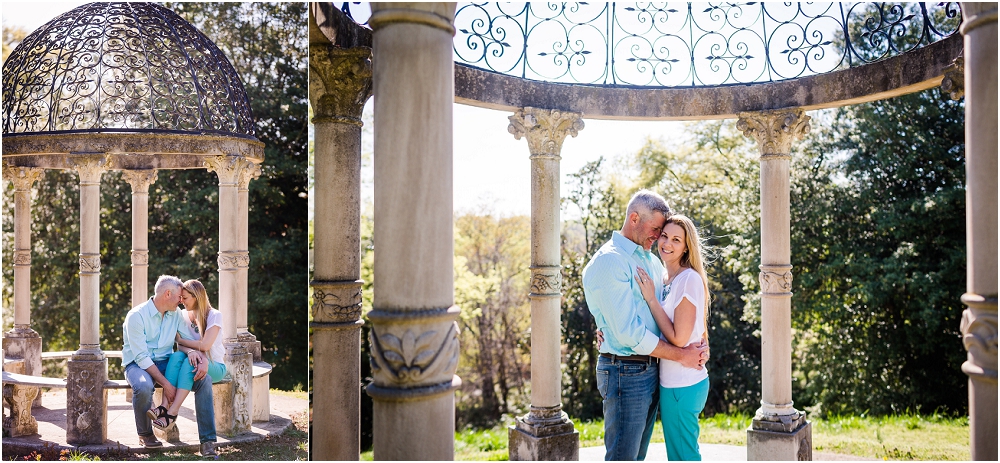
[2,371,65,436]
[2,356,273,439]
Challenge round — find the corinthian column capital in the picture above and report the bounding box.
[309,46,373,125]
[71,156,108,185]
[121,169,158,194]
[941,56,965,101]
[2,165,44,191]
[737,109,810,159]
[508,107,585,159]
[204,156,261,188]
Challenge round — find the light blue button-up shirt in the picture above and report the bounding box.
[583,231,664,356]
[121,298,181,370]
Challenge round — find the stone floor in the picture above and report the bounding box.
[2,388,306,457]
[579,443,876,461]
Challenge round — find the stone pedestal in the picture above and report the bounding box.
[738,109,812,461]
[508,408,580,461]
[219,343,253,436]
[66,356,108,445]
[747,417,812,461]
[2,330,42,407]
[507,107,584,461]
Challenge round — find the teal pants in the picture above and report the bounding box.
[165,351,227,390]
[659,377,710,461]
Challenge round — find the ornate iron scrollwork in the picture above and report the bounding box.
[2,2,255,138]
[443,2,962,87]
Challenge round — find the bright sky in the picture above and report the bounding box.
[2,2,687,219]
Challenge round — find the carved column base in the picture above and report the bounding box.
[3,329,42,407]
[748,412,811,461]
[3,383,39,437]
[237,332,262,363]
[961,293,998,460]
[66,358,108,445]
[219,343,253,436]
[508,406,579,461]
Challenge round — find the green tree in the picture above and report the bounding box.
[792,89,967,416]
[453,211,532,427]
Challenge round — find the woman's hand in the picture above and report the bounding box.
[596,330,604,350]
[636,267,656,304]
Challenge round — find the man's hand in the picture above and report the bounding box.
[192,351,209,381]
[676,339,709,370]
[162,382,177,403]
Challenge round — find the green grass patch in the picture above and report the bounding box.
[362,412,969,461]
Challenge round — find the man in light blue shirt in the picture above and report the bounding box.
[123,275,214,453]
[583,190,707,461]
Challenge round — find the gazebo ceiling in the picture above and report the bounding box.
[2,2,263,169]
[335,2,964,120]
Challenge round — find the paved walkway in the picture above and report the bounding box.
[2,388,306,457]
[580,443,875,461]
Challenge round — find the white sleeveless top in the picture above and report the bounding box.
[657,268,709,388]
[177,308,225,364]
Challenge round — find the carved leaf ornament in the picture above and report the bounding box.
[371,323,459,385]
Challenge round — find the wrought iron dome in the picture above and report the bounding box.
[2,2,255,139]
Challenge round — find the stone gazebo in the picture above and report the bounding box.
[2,2,269,445]
[309,2,996,461]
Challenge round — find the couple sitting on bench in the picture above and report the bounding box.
[121,275,227,456]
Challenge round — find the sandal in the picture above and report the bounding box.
[152,413,177,431]
[146,405,168,422]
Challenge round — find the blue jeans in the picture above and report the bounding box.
[125,359,217,443]
[597,355,660,460]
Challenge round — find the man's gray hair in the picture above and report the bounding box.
[154,275,183,297]
[625,189,671,220]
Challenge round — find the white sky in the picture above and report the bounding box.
[2,2,688,218]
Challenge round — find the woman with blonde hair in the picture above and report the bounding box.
[147,279,228,430]
[635,213,711,460]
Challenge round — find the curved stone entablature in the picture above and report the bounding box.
[1,132,264,170]
[455,34,963,120]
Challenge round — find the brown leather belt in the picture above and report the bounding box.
[600,353,654,363]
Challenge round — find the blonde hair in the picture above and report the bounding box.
[182,279,213,338]
[662,214,711,337]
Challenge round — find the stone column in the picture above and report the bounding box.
[121,170,157,308]
[236,179,260,361]
[205,155,260,435]
[737,109,812,461]
[67,156,109,445]
[506,107,583,461]
[309,27,373,460]
[1,165,44,407]
[959,3,998,460]
[366,3,460,460]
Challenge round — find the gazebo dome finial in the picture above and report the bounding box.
[2,2,256,139]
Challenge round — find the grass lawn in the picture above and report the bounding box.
[361,412,970,461]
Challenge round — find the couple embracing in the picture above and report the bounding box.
[584,190,712,461]
[121,275,228,456]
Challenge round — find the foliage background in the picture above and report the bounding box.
[1,2,308,391]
